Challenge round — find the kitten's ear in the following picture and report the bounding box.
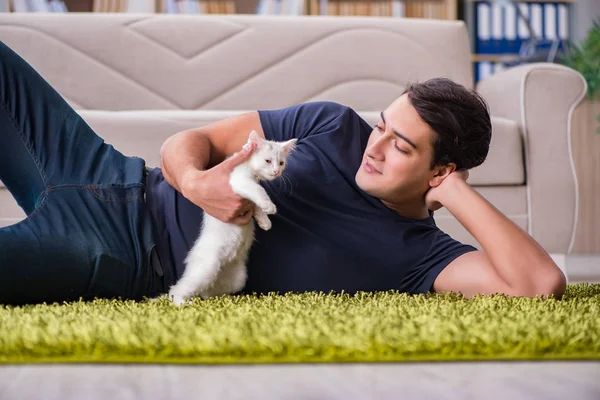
[282,138,298,155]
[248,130,263,148]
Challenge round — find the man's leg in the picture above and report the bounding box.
[0,40,160,304]
[0,39,143,212]
[0,184,160,306]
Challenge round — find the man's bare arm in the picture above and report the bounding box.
[159,111,265,192]
[158,111,266,225]
[430,173,566,298]
[159,131,210,194]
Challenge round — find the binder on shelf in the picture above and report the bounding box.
[475,61,493,82]
[472,1,573,84]
[517,2,530,41]
[475,1,492,53]
[530,2,543,39]
[544,2,557,40]
[504,2,518,53]
[558,3,569,40]
[49,0,68,12]
[474,1,571,56]
[490,1,503,53]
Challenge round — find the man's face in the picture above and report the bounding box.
[355,94,436,205]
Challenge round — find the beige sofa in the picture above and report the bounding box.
[0,13,587,255]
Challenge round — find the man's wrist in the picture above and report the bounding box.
[437,175,471,208]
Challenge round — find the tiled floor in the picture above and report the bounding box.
[1,362,599,400]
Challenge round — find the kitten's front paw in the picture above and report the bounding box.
[171,294,187,306]
[262,201,277,215]
[168,289,188,306]
[256,216,272,231]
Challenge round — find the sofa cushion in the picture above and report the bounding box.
[469,116,524,185]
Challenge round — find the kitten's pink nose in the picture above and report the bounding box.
[273,170,280,175]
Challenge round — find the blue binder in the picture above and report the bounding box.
[474,1,570,57]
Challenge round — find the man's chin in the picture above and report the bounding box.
[355,174,377,197]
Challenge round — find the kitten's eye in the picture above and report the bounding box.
[265,159,272,164]
[279,161,284,166]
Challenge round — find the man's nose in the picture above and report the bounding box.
[367,137,385,160]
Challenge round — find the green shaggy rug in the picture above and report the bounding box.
[1,283,599,364]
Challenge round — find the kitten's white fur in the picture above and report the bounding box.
[167,130,296,305]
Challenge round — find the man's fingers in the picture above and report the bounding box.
[223,141,255,171]
[240,199,254,212]
[231,212,254,226]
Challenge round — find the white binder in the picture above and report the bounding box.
[544,3,557,40]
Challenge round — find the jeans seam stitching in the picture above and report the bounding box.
[0,97,49,188]
[87,184,144,202]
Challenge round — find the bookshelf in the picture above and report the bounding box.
[6,0,459,19]
[463,0,577,83]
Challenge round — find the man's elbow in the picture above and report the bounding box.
[505,263,567,300]
[160,136,173,159]
[533,264,567,300]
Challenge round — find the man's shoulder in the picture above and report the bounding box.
[294,101,368,131]
[257,100,369,143]
[272,101,355,121]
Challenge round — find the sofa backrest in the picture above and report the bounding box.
[0,13,473,112]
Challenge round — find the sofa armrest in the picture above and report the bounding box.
[475,62,587,254]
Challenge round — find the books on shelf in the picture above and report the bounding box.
[471,0,573,83]
[3,0,458,18]
[307,0,455,18]
[474,60,506,82]
[474,0,570,55]
[160,0,236,14]
[8,0,68,12]
[256,0,305,15]
[93,0,126,12]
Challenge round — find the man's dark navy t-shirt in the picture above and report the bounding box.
[145,101,477,295]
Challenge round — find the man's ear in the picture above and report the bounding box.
[429,163,457,188]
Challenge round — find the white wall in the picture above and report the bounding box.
[572,0,600,43]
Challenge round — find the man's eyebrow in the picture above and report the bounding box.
[380,111,418,150]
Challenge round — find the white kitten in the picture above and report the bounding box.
[167,130,297,305]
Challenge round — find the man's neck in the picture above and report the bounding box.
[381,199,430,220]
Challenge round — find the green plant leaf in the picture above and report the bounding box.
[558,18,600,101]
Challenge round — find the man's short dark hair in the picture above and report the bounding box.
[402,77,492,170]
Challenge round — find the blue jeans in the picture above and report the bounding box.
[0,40,165,305]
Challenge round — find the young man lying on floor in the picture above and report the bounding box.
[0,40,565,305]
